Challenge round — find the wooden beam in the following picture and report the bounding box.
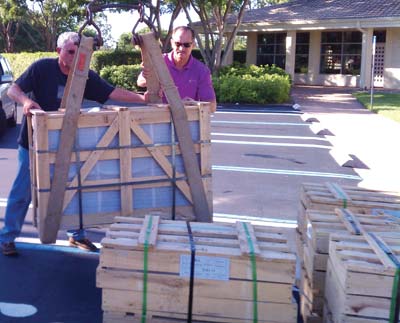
[139,32,212,222]
[41,35,94,243]
[140,44,162,103]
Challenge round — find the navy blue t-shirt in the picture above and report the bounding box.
[17,58,115,148]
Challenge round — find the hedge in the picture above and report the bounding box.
[3,51,290,104]
[99,64,142,92]
[3,52,57,79]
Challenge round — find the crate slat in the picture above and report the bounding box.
[324,232,400,322]
[97,216,298,322]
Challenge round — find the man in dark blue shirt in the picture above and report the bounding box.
[1,32,148,256]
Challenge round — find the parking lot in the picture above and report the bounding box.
[1,86,399,322]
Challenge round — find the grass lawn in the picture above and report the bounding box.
[353,91,400,123]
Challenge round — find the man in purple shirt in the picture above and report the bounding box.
[137,26,216,112]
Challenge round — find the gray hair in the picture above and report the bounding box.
[172,26,195,41]
[57,32,80,49]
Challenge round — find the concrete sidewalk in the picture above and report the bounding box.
[291,85,400,192]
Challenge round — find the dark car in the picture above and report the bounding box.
[0,54,17,136]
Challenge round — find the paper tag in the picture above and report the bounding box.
[179,255,230,281]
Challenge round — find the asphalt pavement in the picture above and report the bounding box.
[1,86,399,322]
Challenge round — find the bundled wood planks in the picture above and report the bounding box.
[28,103,212,241]
[298,208,400,322]
[324,232,400,323]
[299,182,400,236]
[297,182,400,322]
[97,215,298,323]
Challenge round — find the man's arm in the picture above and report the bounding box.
[7,83,42,115]
[208,100,217,113]
[108,88,147,103]
[137,71,147,88]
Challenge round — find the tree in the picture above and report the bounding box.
[248,0,289,8]
[179,0,250,74]
[26,0,87,51]
[0,0,27,52]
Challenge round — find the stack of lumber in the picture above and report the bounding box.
[28,103,212,233]
[297,182,400,322]
[97,215,298,323]
[299,182,400,236]
[325,232,400,323]
[298,208,400,322]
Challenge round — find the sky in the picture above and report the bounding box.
[105,9,191,44]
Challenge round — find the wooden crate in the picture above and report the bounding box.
[298,182,400,240]
[299,208,400,320]
[29,103,212,235]
[324,232,400,323]
[97,215,298,323]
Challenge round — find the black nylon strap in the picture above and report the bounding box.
[341,208,361,235]
[186,221,196,323]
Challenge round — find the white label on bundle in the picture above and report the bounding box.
[179,255,230,281]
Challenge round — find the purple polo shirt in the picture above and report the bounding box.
[162,52,216,103]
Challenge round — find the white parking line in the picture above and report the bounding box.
[14,237,102,252]
[216,111,300,116]
[212,120,308,126]
[212,165,362,180]
[213,213,297,228]
[211,132,329,141]
[212,139,331,149]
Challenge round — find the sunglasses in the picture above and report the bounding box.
[173,41,192,48]
[66,49,76,55]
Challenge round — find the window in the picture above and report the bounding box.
[374,30,386,43]
[320,31,362,75]
[295,32,310,73]
[256,32,286,69]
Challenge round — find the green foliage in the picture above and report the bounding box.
[218,63,289,78]
[99,64,142,92]
[116,32,134,51]
[3,52,57,79]
[353,91,400,123]
[213,64,291,104]
[91,49,142,73]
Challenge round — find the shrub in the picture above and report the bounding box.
[218,63,289,78]
[91,49,142,73]
[99,64,142,92]
[3,52,57,79]
[213,64,291,104]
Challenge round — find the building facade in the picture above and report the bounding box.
[227,0,400,89]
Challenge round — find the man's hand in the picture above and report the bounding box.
[22,100,42,116]
[7,83,43,116]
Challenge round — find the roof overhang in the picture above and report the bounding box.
[192,17,400,35]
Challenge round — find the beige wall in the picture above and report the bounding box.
[285,31,296,78]
[246,33,257,65]
[359,28,373,89]
[384,28,400,89]
[245,28,399,89]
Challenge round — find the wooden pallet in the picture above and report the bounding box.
[298,182,400,239]
[97,215,298,323]
[324,232,400,323]
[299,208,400,321]
[29,103,212,239]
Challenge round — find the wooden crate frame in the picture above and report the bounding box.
[298,182,400,238]
[97,215,298,323]
[325,232,400,323]
[299,208,400,321]
[29,103,212,235]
